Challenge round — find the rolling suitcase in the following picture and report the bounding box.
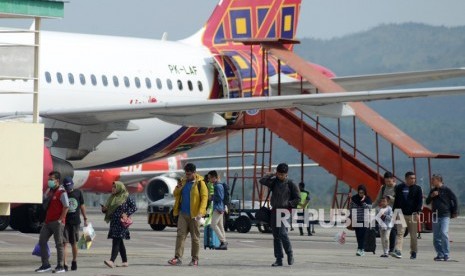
[364,228,377,254]
[204,225,220,249]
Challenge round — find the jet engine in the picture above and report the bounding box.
[144,176,178,203]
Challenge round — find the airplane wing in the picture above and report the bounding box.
[271,68,465,93]
[118,163,319,185]
[36,85,465,127]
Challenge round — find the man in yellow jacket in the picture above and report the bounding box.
[168,163,208,267]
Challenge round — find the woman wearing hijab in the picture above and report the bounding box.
[101,181,137,268]
[350,184,372,256]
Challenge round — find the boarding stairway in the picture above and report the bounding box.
[226,42,459,206]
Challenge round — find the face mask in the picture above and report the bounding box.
[48,180,56,189]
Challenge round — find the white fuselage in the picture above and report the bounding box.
[0,31,221,169]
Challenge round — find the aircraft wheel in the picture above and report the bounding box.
[150,224,166,231]
[227,221,236,232]
[10,204,42,233]
[0,216,10,231]
[234,216,252,233]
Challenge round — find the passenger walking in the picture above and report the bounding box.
[168,163,208,266]
[35,171,69,273]
[62,176,88,271]
[102,181,137,268]
[392,171,423,260]
[259,163,300,267]
[377,196,393,257]
[208,170,228,249]
[297,182,311,236]
[426,174,458,261]
[373,172,397,254]
[350,184,372,256]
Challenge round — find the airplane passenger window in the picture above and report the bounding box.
[124,76,130,88]
[79,74,86,85]
[167,79,172,90]
[187,80,193,91]
[145,77,152,89]
[56,72,63,84]
[156,78,162,89]
[135,77,141,88]
[102,75,108,87]
[45,72,51,83]
[177,80,183,90]
[68,73,75,85]
[113,76,119,87]
[90,74,97,86]
[197,81,203,92]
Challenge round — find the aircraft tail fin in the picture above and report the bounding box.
[202,0,302,49]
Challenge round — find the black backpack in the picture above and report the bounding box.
[222,182,230,205]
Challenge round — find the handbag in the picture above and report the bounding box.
[120,216,133,228]
[255,188,272,223]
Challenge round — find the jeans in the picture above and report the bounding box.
[432,216,450,257]
[271,210,293,260]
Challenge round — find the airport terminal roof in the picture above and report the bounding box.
[0,0,64,18]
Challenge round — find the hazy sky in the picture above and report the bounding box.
[31,0,465,40]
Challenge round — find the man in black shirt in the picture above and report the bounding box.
[62,176,88,271]
[259,163,300,267]
[392,171,423,260]
[426,174,458,261]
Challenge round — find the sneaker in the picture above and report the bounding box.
[218,241,228,250]
[117,262,129,267]
[168,257,182,266]
[52,266,65,273]
[104,260,115,268]
[188,259,198,266]
[434,256,445,261]
[271,259,283,267]
[287,254,294,265]
[35,264,52,273]
[63,264,68,272]
[391,250,402,259]
[356,249,362,256]
[308,233,313,236]
[410,252,417,260]
[360,250,365,257]
[71,261,77,271]
[380,254,389,258]
[443,256,450,262]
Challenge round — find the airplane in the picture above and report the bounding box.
[1,0,465,233]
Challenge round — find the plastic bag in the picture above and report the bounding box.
[32,242,50,257]
[77,234,93,250]
[334,231,347,245]
[83,222,96,242]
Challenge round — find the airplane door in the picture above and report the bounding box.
[212,55,242,99]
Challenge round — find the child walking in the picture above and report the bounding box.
[378,196,393,257]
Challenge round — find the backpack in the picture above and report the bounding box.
[222,182,230,205]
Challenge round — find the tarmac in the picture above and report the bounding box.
[0,208,463,276]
